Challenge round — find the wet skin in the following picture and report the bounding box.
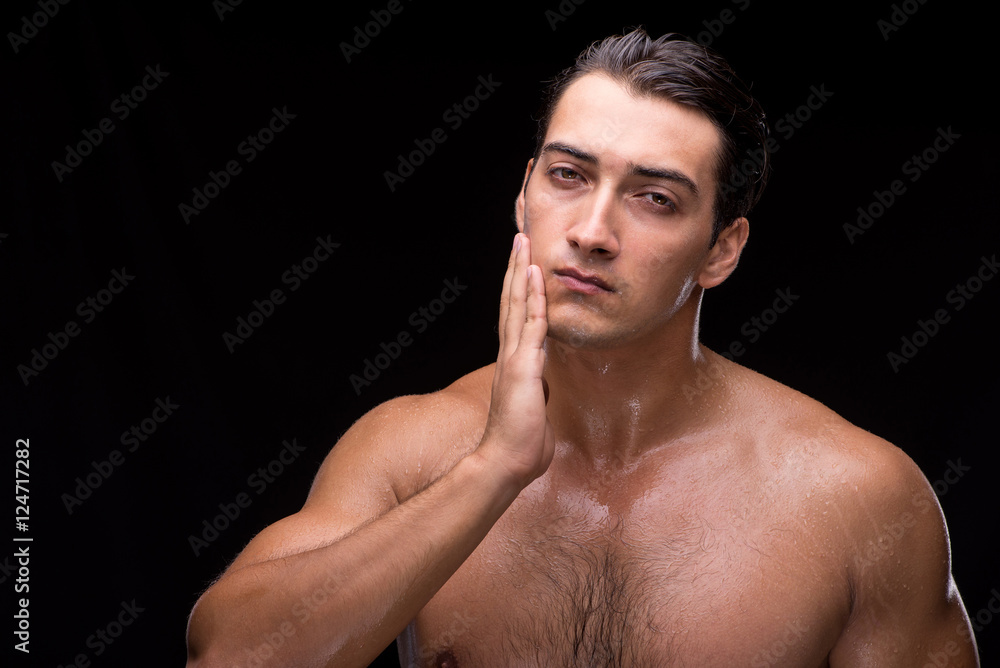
[395,74,977,666]
[185,73,978,668]
[393,355,977,666]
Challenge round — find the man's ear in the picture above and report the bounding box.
[514,158,534,233]
[698,217,749,289]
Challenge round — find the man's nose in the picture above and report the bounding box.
[566,185,620,258]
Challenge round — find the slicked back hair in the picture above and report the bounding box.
[533,28,771,247]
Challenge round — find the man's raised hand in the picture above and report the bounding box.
[475,233,555,489]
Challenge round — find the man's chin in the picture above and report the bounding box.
[545,320,627,351]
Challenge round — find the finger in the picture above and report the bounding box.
[502,234,529,358]
[497,234,518,349]
[521,263,548,349]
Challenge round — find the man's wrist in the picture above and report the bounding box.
[461,447,527,510]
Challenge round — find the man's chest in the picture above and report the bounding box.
[401,472,851,667]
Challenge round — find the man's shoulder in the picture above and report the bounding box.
[340,364,495,500]
[360,363,493,435]
[722,354,932,507]
[728,356,941,545]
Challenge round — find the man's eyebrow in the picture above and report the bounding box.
[626,163,700,198]
[539,141,700,198]
[539,141,598,164]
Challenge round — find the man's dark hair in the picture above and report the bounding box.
[533,27,771,246]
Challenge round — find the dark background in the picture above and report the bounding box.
[3,0,998,665]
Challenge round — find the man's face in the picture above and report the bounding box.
[517,72,738,350]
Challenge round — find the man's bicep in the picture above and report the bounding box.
[222,400,410,574]
[831,446,979,666]
[831,574,978,667]
[914,577,981,667]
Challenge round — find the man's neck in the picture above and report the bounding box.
[542,304,720,461]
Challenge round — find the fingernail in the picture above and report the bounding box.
[527,265,533,278]
[514,234,522,252]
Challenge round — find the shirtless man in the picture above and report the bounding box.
[186,29,979,667]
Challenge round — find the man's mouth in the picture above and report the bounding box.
[553,267,614,294]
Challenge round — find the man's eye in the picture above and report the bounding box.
[551,167,580,180]
[643,192,675,210]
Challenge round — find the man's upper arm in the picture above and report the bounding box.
[830,439,979,666]
[220,395,428,575]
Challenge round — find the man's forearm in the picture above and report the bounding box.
[186,451,520,668]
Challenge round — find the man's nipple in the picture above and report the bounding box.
[435,649,459,668]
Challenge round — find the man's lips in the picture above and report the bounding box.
[553,267,614,294]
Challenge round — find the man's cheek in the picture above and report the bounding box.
[522,214,542,263]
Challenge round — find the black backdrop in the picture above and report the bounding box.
[4,1,999,666]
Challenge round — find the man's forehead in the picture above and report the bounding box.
[545,73,721,165]
[543,73,721,195]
